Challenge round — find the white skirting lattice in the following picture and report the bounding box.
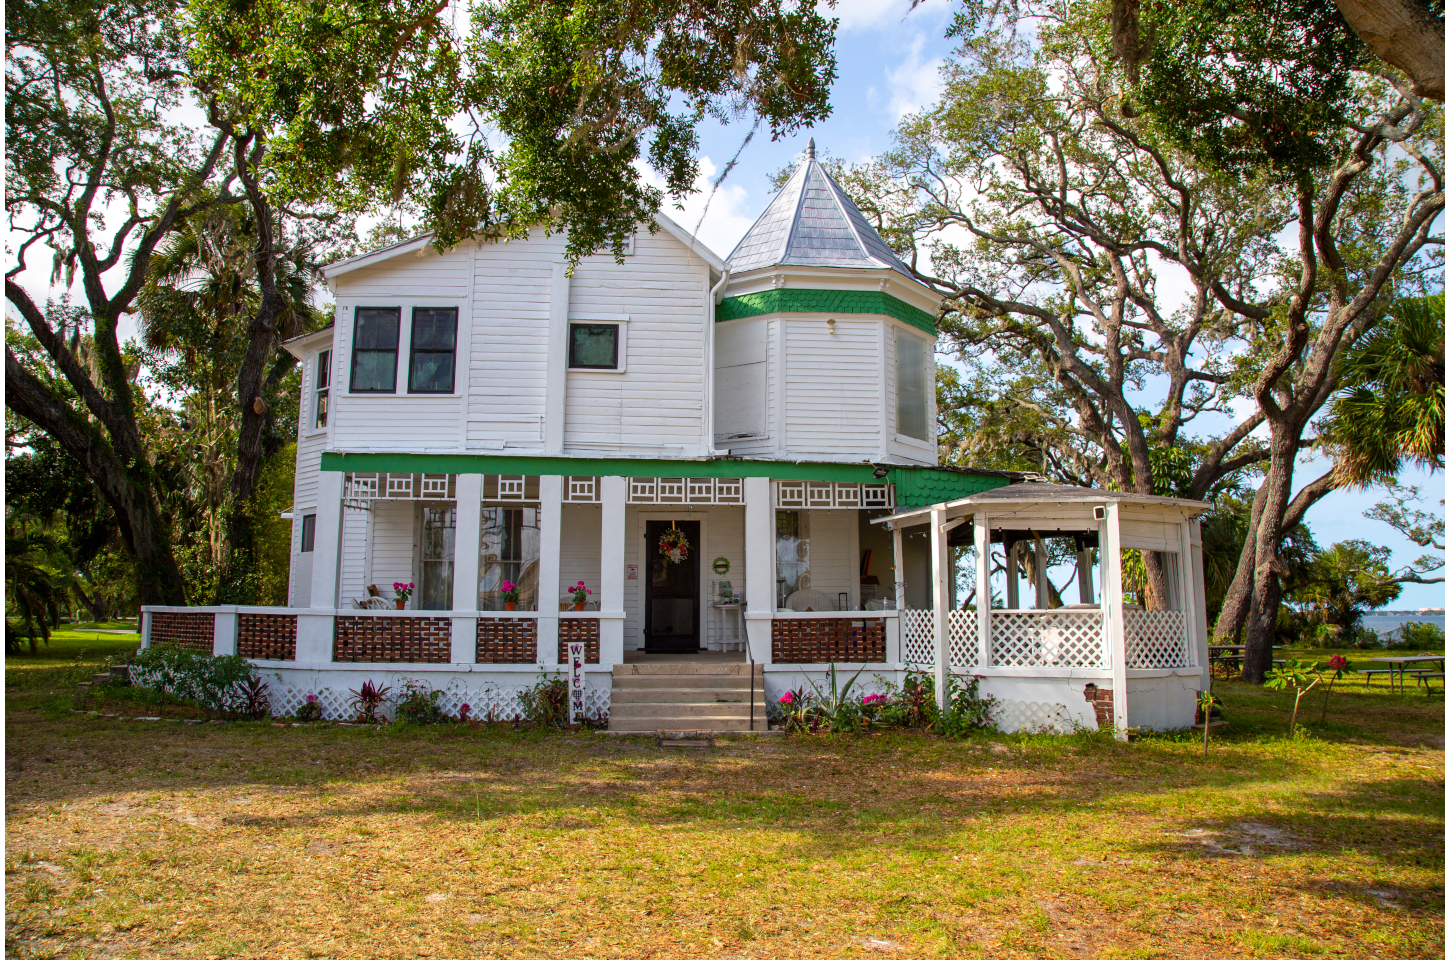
[992,698,1076,734]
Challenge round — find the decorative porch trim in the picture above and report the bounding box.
[559,618,601,664]
[149,612,214,653]
[237,614,297,661]
[476,618,538,664]
[334,615,451,663]
[771,617,886,663]
[715,289,937,337]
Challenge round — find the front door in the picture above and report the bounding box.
[644,520,700,653]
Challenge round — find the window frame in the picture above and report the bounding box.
[893,326,934,445]
[312,349,331,432]
[300,514,316,553]
[407,306,459,395]
[567,315,629,373]
[349,306,401,394]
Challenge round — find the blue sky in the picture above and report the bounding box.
[664,0,1445,609]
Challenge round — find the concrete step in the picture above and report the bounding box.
[611,688,769,705]
[612,663,761,677]
[608,717,769,733]
[609,702,763,719]
[91,673,111,684]
[611,675,759,691]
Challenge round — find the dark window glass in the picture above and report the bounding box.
[568,322,619,369]
[408,307,458,393]
[300,514,316,553]
[350,307,400,392]
[314,350,331,429]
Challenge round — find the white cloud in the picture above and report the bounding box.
[639,155,761,261]
[885,35,945,120]
[822,0,909,32]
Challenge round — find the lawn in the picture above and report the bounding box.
[5,634,1444,959]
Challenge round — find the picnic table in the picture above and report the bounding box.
[1207,645,1285,678]
[1367,655,1446,694]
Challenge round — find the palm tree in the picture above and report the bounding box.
[5,513,76,654]
[1324,294,1445,488]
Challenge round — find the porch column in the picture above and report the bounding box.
[974,512,991,668]
[309,470,346,609]
[1101,502,1128,740]
[891,524,906,609]
[538,474,563,665]
[930,506,950,711]
[743,476,774,664]
[450,473,483,664]
[1179,519,1204,670]
[1032,533,1050,609]
[599,476,627,665]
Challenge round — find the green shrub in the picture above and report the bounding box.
[394,679,450,725]
[130,645,260,718]
[516,673,569,728]
[1383,621,1445,652]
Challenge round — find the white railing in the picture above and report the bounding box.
[901,609,935,667]
[990,609,1105,669]
[1124,609,1193,668]
[947,610,978,669]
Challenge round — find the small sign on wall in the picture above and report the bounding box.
[567,641,585,725]
[626,564,639,580]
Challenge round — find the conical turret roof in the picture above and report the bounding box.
[726,140,914,279]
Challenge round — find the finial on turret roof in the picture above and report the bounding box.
[805,138,816,160]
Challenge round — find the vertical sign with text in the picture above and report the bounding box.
[567,641,585,725]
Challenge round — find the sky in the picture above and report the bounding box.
[8,0,1444,607]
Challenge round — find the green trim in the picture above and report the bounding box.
[716,289,937,336]
[319,451,1008,506]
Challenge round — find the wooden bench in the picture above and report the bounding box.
[1413,671,1445,692]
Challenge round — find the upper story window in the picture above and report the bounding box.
[895,328,931,442]
[300,514,316,553]
[569,321,621,370]
[408,307,458,393]
[313,349,331,429]
[350,307,400,393]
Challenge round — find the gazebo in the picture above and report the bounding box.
[876,483,1211,738]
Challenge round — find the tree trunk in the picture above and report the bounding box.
[1241,440,1298,683]
[1214,484,1269,644]
[5,352,188,607]
[1334,0,1445,101]
[72,581,108,622]
[1143,551,1171,610]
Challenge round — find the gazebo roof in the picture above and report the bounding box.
[875,482,1208,528]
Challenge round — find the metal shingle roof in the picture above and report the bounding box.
[726,140,914,278]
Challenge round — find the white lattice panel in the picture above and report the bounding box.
[947,610,978,669]
[1124,609,1191,668]
[901,609,936,666]
[264,672,612,724]
[990,610,1103,668]
[566,477,598,502]
[993,699,1074,734]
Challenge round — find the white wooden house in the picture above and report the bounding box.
[140,143,1209,736]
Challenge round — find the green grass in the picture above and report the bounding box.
[4,636,1444,959]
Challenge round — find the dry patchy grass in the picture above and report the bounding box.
[5,636,1444,959]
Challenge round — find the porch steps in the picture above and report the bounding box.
[608,663,769,733]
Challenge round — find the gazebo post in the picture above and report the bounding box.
[1102,502,1129,740]
[891,524,906,609]
[1033,532,1049,608]
[1077,540,1095,604]
[1004,541,1019,609]
[930,505,950,711]
[974,511,990,670]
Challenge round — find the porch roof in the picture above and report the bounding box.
[872,482,1209,528]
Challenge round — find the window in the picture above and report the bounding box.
[313,350,330,429]
[349,307,400,392]
[775,510,810,609]
[408,307,458,394]
[895,329,931,441]
[300,514,316,553]
[419,507,456,610]
[569,322,619,369]
[478,506,540,610]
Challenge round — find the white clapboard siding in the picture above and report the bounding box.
[468,231,559,448]
[805,509,859,609]
[289,345,332,606]
[367,501,417,599]
[781,316,884,460]
[559,504,603,608]
[339,507,370,603]
[717,317,777,457]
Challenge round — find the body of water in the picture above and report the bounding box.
[1362,613,1445,639]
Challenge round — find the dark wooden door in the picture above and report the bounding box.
[644,520,700,653]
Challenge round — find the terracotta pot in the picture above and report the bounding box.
[574,602,585,611]
[395,599,406,610]
[505,601,517,611]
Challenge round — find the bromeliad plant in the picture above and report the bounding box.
[1321,655,1357,723]
[348,679,393,723]
[1264,660,1322,737]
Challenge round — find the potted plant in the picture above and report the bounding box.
[570,581,591,610]
[501,580,520,611]
[392,581,414,609]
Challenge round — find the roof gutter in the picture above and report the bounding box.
[706,268,731,455]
